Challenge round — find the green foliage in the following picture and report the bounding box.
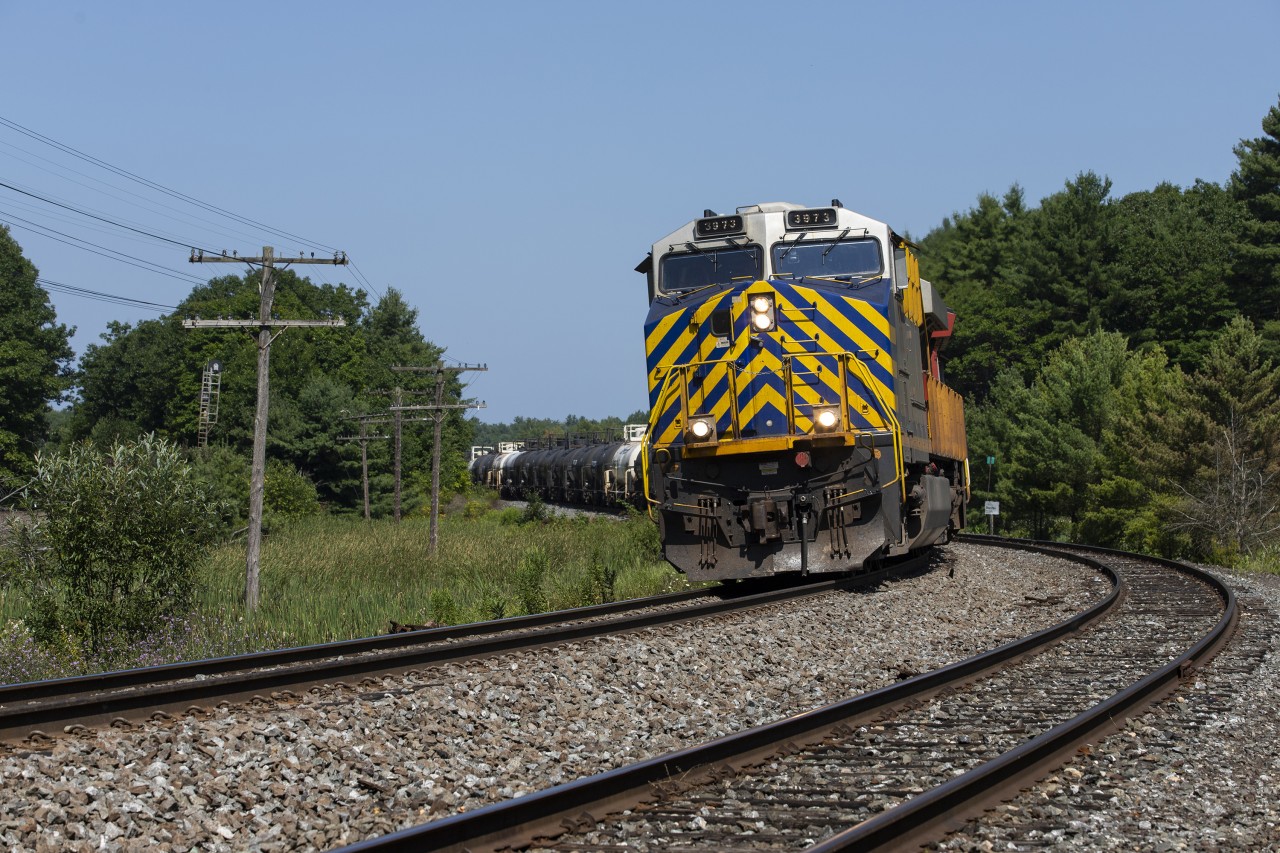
[463,498,490,518]
[1230,95,1280,321]
[1174,317,1280,558]
[1107,181,1242,367]
[972,316,1280,560]
[188,444,251,526]
[67,276,476,516]
[519,490,550,524]
[931,95,1280,559]
[971,332,1192,548]
[0,226,74,489]
[14,435,223,657]
[469,411,650,447]
[588,547,620,604]
[427,588,463,626]
[922,173,1252,402]
[264,459,322,520]
[516,546,550,614]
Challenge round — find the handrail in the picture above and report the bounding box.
[642,350,905,508]
[648,351,901,448]
[839,352,904,500]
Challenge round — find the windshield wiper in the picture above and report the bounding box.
[776,232,807,263]
[821,228,852,261]
[803,272,884,287]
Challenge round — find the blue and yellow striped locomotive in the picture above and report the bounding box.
[637,201,968,581]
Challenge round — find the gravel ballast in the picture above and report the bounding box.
[0,543,1103,851]
[934,567,1280,851]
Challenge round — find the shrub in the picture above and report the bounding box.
[15,435,224,657]
[519,491,550,524]
[495,507,524,525]
[264,459,321,520]
[427,588,462,625]
[188,445,250,528]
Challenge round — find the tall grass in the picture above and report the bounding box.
[0,505,682,683]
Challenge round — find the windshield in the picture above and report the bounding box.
[771,238,882,279]
[660,245,762,293]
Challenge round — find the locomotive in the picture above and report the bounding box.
[471,200,969,582]
[637,201,969,581]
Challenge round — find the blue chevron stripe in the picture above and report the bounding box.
[772,281,894,389]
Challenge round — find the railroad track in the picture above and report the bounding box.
[0,557,923,747]
[340,537,1235,852]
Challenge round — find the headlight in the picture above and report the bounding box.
[812,404,841,433]
[749,293,775,332]
[686,415,718,444]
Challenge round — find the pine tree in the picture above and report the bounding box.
[1230,95,1280,320]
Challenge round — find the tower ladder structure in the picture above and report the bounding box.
[198,360,223,448]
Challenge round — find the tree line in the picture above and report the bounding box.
[4,95,1279,560]
[0,253,476,521]
[921,95,1280,562]
[469,412,650,449]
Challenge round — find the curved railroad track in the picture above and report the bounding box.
[338,537,1235,852]
[0,558,923,746]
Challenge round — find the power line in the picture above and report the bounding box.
[186,247,350,612]
[2,115,384,314]
[0,114,340,253]
[0,180,218,253]
[0,193,204,251]
[0,212,207,285]
[345,258,382,300]
[37,277,178,312]
[0,137,284,250]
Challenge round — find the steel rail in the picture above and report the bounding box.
[0,558,923,745]
[0,586,720,704]
[807,535,1239,851]
[335,546,1122,852]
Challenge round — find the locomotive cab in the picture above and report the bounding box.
[640,201,969,581]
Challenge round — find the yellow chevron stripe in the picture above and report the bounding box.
[737,382,790,426]
[816,297,892,375]
[645,309,683,353]
[647,293,734,395]
[772,287,895,412]
[687,361,729,416]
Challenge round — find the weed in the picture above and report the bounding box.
[519,491,550,524]
[0,510,686,684]
[516,547,549,614]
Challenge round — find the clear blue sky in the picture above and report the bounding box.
[2,1,1277,423]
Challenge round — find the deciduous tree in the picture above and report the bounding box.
[0,226,73,490]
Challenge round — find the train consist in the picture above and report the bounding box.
[469,425,647,508]
[473,200,969,582]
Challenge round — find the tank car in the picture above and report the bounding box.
[469,427,648,509]
[636,201,969,581]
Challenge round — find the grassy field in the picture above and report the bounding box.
[0,500,683,684]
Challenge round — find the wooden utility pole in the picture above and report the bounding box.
[369,387,435,522]
[339,411,430,520]
[390,363,486,553]
[186,246,348,610]
[337,418,390,520]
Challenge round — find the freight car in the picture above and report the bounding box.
[469,425,647,509]
[637,201,969,581]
